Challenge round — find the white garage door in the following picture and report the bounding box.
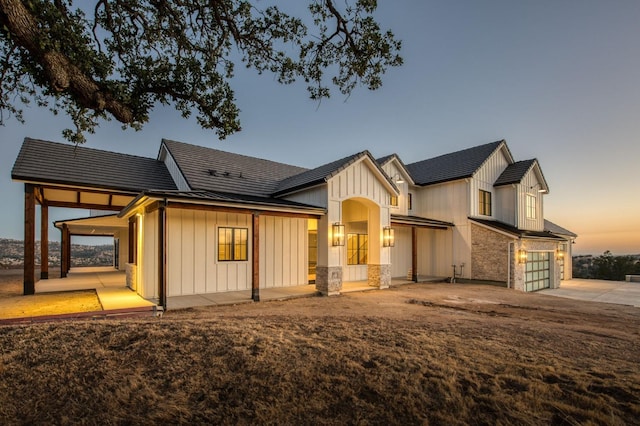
[525,252,551,291]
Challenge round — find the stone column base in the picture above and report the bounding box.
[368,264,391,289]
[315,266,343,296]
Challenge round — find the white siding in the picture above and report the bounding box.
[417,228,454,277]
[161,148,190,191]
[470,150,510,218]
[328,158,391,205]
[390,226,412,278]
[381,161,409,215]
[283,186,328,208]
[413,180,469,223]
[140,210,159,300]
[495,185,516,226]
[516,170,545,231]
[166,209,252,296]
[259,216,308,288]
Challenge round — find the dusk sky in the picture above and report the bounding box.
[1,1,639,255]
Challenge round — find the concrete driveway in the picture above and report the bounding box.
[539,279,640,307]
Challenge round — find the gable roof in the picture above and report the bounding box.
[494,159,549,192]
[273,150,398,197]
[161,139,307,197]
[544,220,577,238]
[376,153,415,185]
[406,140,510,186]
[11,138,177,192]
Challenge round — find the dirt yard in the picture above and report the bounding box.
[0,276,639,425]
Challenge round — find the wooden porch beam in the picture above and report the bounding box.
[60,223,68,278]
[44,201,124,211]
[158,202,167,309]
[24,184,36,295]
[40,203,49,279]
[252,213,260,302]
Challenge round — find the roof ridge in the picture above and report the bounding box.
[24,137,157,161]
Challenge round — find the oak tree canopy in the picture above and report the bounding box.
[0,0,402,143]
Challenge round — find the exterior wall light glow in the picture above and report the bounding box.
[332,223,345,246]
[557,244,566,261]
[517,249,528,264]
[383,226,395,247]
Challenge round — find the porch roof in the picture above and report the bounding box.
[470,218,565,240]
[391,214,453,229]
[53,214,128,235]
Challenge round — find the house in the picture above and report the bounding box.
[11,137,576,308]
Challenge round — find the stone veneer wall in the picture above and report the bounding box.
[368,264,391,289]
[125,262,137,291]
[512,239,562,291]
[315,266,343,296]
[470,224,512,283]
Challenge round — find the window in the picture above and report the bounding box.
[347,233,368,265]
[479,190,492,216]
[390,195,398,206]
[218,227,248,261]
[408,193,413,210]
[526,194,537,219]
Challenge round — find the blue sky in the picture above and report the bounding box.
[2,0,639,255]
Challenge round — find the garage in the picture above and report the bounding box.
[525,251,551,291]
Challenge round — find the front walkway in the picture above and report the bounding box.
[539,278,640,307]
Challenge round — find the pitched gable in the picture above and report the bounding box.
[406,140,510,186]
[495,159,549,193]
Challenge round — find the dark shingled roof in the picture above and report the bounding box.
[273,151,388,196]
[494,159,537,186]
[161,139,308,197]
[544,220,577,238]
[470,218,565,240]
[376,154,396,165]
[11,138,177,192]
[406,140,506,186]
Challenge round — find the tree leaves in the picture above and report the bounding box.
[0,0,402,143]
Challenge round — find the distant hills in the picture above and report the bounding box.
[0,238,113,269]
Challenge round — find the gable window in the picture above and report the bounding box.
[479,190,492,216]
[526,194,537,219]
[218,227,248,261]
[408,193,413,210]
[390,195,398,207]
[347,233,368,265]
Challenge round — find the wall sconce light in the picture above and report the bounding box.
[390,173,405,184]
[517,249,528,264]
[383,226,395,247]
[529,184,547,193]
[332,222,345,246]
[557,244,566,261]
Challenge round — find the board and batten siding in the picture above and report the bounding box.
[495,186,516,226]
[381,161,409,215]
[390,226,412,278]
[329,158,391,205]
[470,149,510,218]
[413,180,469,224]
[516,170,544,231]
[140,210,159,301]
[259,215,308,288]
[166,209,251,296]
[160,147,190,191]
[417,227,453,277]
[283,186,328,208]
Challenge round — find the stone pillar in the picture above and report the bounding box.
[368,264,391,289]
[315,213,343,296]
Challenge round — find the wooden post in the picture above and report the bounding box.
[158,203,167,309]
[61,224,69,278]
[411,227,418,282]
[65,226,71,274]
[24,184,35,295]
[252,213,260,302]
[40,203,49,279]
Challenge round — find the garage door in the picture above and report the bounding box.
[525,252,550,292]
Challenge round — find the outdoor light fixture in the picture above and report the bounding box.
[517,249,528,264]
[557,244,566,261]
[332,222,345,246]
[383,226,395,247]
[529,184,547,193]
[391,173,405,184]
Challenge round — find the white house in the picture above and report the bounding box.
[12,137,576,308]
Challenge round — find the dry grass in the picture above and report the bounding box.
[0,282,639,425]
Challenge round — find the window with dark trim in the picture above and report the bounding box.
[479,190,492,216]
[408,193,413,210]
[347,233,368,265]
[218,227,248,261]
[390,195,398,206]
